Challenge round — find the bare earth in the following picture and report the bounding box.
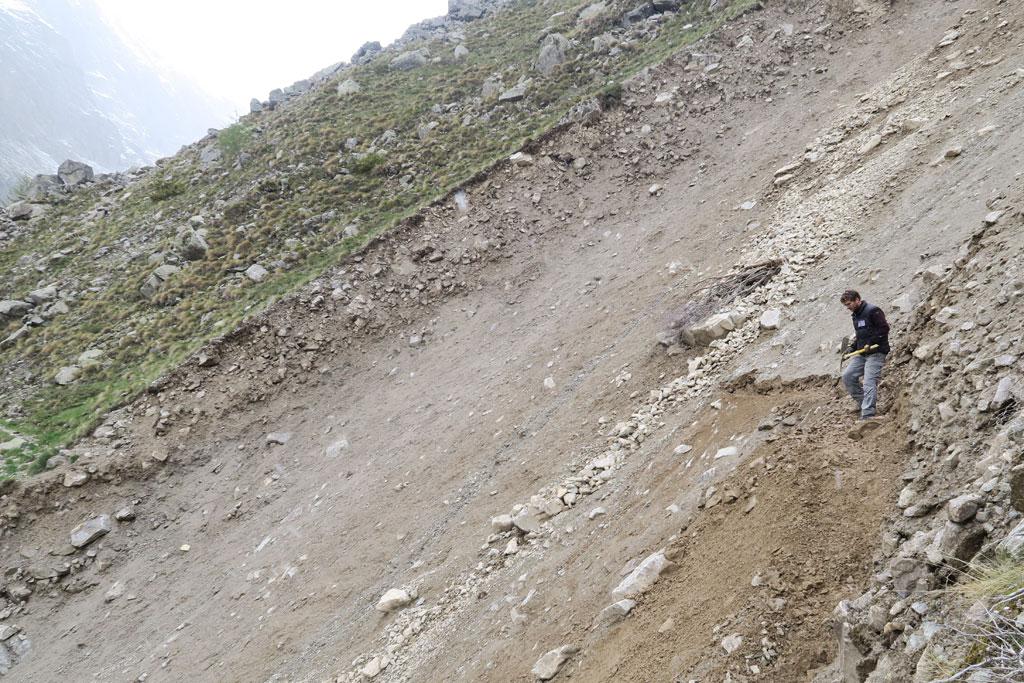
[2,1,1024,681]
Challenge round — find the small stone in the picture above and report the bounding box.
[947,494,980,523]
[715,446,738,460]
[597,599,636,626]
[612,549,673,598]
[658,617,675,633]
[376,588,412,613]
[588,507,607,520]
[673,444,693,456]
[62,471,89,487]
[70,515,112,548]
[104,580,125,602]
[266,432,293,445]
[721,633,743,654]
[359,656,388,679]
[491,514,514,532]
[504,538,519,555]
[859,134,882,155]
[531,645,578,681]
[543,377,556,389]
[245,264,269,282]
[983,210,1004,225]
[759,309,781,330]
[114,507,136,522]
[55,366,81,385]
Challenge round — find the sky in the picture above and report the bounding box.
[92,0,448,118]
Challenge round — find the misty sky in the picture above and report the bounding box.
[93,0,448,118]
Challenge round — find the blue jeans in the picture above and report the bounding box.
[843,353,886,418]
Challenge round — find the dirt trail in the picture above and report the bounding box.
[1,0,1022,681]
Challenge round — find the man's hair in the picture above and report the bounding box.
[840,289,861,303]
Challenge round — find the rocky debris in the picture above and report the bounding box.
[376,588,413,613]
[69,514,111,548]
[114,506,136,522]
[531,645,578,680]
[140,264,181,298]
[682,311,746,347]
[612,549,673,598]
[359,656,388,678]
[57,160,94,187]
[536,34,569,76]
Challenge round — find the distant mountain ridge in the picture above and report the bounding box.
[0,0,229,198]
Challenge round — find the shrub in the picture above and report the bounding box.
[218,123,252,159]
[149,177,186,201]
[351,152,386,176]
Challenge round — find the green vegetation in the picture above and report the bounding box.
[0,0,758,474]
[217,122,252,159]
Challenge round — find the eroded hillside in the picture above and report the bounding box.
[1,0,1023,681]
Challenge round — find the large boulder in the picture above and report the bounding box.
[58,160,94,187]
[6,201,34,221]
[337,79,361,96]
[0,300,32,318]
[25,174,63,202]
[390,50,429,71]
[351,41,382,65]
[140,264,181,298]
[174,226,209,261]
[249,98,263,114]
[683,311,746,346]
[536,33,570,76]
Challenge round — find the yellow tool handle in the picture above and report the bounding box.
[843,344,879,360]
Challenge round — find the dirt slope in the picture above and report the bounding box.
[1,1,1023,681]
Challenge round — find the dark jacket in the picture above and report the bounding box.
[851,301,890,355]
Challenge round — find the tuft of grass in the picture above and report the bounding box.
[953,553,1024,602]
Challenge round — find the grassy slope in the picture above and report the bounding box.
[0,0,756,475]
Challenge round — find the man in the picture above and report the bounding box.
[840,290,890,420]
